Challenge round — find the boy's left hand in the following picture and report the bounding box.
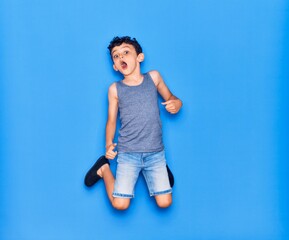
[161,99,182,114]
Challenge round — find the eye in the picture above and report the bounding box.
[113,54,119,59]
[124,50,129,55]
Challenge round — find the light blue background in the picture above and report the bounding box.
[1,0,288,239]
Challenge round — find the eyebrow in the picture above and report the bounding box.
[111,46,131,55]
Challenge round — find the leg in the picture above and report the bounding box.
[155,193,172,208]
[142,151,173,208]
[98,152,141,210]
[98,164,131,210]
[85,155,133,210]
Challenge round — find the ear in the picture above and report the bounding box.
[137,53,145,63]
[113,64,119,71]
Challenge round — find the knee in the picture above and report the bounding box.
[112,199,130,211]
[156,196,172,208]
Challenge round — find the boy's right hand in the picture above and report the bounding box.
[105,143,118,160]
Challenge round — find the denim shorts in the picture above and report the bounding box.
[112,150,172,198]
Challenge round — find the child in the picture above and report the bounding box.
[85,36,182,210]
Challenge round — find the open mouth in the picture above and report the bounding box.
[120,61,127,69]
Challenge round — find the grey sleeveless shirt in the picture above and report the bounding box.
[116,72,164,153]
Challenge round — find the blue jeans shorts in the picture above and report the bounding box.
[112,150,172,198]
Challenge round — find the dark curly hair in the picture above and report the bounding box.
[108,36,143,57]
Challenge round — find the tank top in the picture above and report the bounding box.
[116,72,164,153]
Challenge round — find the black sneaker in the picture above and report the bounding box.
[166,165,175,188]
[84,155,110,187]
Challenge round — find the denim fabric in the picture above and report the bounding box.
[112,150,172,198]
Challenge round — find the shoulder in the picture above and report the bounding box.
[148,70,161,80]
[108,82,118,99]
[108,82,117,92]
[148,70,163,86]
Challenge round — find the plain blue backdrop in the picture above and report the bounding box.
[1,0,288,239]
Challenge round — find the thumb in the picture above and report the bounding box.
[108,143,117,150]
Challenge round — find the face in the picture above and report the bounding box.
[111,43,144,75]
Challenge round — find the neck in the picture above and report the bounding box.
[123,72,143,83]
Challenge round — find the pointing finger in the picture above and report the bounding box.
[161,100,172,105]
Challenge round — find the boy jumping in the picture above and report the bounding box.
[85,36,182,210]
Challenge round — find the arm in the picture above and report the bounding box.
[105,83,118,159]
[149,70,183,114]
